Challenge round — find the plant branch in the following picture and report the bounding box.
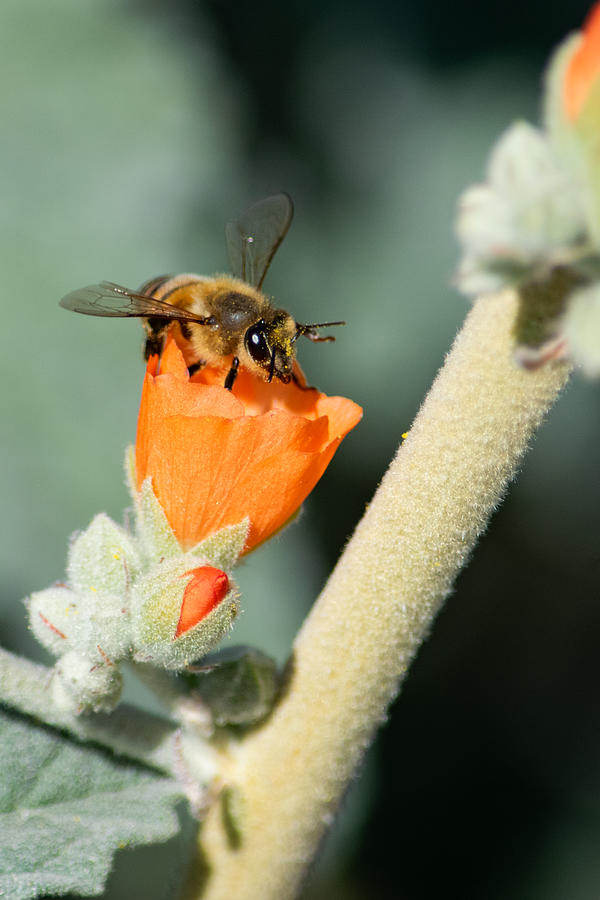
[0,647,181,775]
[187,289,571,900]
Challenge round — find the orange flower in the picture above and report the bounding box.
[564,2,600,121]
[135,336,362,553]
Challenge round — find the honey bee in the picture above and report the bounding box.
[60,193,343,390]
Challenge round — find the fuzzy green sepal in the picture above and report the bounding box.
[125,444,182,562]
[188,519,250,571]
[134,476,181,563]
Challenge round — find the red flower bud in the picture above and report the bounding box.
[175,566,230,637]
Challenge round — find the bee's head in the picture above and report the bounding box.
[244,312,297,383]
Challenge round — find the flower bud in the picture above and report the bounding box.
[28,585,76,656]
[194,646,279,726]
[28,582,131,665]
[52,650,123,714]
[455,121,586,297]
[131,559,239,670]
[175,566,230,637]
[67,513,141,597]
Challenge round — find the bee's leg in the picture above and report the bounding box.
[144,333,166,360]
[144,318,169,360]
[291,372,318,392]
[187,362,202,376]
[224,356,240,391]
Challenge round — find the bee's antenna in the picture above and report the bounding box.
[293,321,345,344]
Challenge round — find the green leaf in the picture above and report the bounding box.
[0,707,188,899]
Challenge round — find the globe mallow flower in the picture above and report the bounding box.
[135,334,362,553]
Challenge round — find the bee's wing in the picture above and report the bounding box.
[60,281,206,322]
[225,193,294,289]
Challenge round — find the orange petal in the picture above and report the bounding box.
[564,3,600,121]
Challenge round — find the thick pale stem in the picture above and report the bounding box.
[189,291,571,900]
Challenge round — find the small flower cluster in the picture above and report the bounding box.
[28,471,248,714]
[455,3,600,375]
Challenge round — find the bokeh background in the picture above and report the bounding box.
[2,0,600,897]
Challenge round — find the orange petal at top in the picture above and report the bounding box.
[564,2,600,121]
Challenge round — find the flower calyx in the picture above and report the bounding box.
[190,646,280,728]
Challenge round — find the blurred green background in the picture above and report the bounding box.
[2,0,600,897]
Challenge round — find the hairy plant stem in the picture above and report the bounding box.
[186,290,571,900]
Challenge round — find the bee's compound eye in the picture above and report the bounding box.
[244,320,271,365]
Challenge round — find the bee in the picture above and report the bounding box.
[60,193,343,390]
